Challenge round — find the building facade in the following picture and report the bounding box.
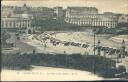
[1,17,31,29]
[31,7,54,20]
[65,7,118,28]
[1,4,32,29]
[1,4,55,29]
[54,7,64,20]
[66,7,98,17]
[65,14,118,28]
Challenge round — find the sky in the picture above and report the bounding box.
[1,0,128,14]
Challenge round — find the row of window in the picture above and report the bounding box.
[65,19,117,28]
[65,19,117,23]
[67,21,116,25]
[65,14,117,18]
[1,20,31,28]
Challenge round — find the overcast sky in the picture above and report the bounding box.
[2,0,128,14]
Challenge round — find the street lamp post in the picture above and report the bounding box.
[122,40,125,58]
[15,34,16,47]
[94,28,96,56]
[93,28,96,74]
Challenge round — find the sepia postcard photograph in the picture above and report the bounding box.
[1,0,128,81]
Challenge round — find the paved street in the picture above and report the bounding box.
[6,33,36,53]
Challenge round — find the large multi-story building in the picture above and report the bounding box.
[1,4,33,29]
[31,7,54,20]
[1,4,54,29]
[65,7,119,28]
[66,7,98,17]
[1,15,32,29]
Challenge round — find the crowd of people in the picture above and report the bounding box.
[95,46,128,57]
[34,32,90,49]
[25,32,128,58]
